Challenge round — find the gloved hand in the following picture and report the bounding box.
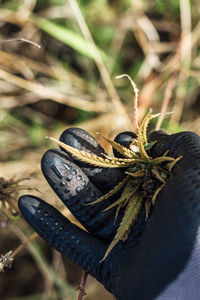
[18,128,200,300]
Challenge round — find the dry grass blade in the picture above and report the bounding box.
[68,0,131,128]
[0,69,108,113]
[156,41,181,130]
[156,71,178,130]
[8,224,76,298]
[10,233,38,260]
[170,0,192,124]
[0,38,41,48]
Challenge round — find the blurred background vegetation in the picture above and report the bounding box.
[0,0,199,299]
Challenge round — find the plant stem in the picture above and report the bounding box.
[10,232,38,259]
[77,271,88,300]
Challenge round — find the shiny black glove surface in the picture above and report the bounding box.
[18,128,200,300]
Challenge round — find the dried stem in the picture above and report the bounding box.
[156,42,181,130]
[0,232,38,272]
[0,69,107,112]
[9,224,76,297]
[77,272,88,300]
[10,232,38,259]
[170,0,192,124]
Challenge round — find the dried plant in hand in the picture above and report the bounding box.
[48,113,181,260]
[48,76,181,260]
[0,176,32,222]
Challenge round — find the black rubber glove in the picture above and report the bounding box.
[18,128,200,300]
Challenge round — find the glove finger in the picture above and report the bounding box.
[149,130,200,173]
[148,130,170,157]
[113,131,137,158]
[59,128,125,193]
[18,195,113,291]
[41,148,119,240]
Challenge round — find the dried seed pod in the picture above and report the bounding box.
[0,176,32,222]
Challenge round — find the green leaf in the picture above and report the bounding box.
[30,14,109,62]
[144,141,157,151]
[102,192,143,260]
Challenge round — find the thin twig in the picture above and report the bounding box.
[0,232,38,272]
[9,224,76,297]
[10,232,38,259]
[0,38,41,48]
[77,272,88,300]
